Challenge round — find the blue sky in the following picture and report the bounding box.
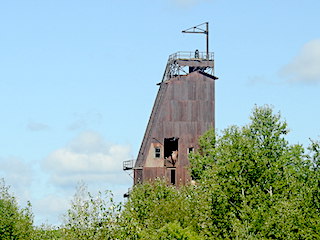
[0,0,320,225]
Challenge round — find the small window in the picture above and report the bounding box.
[188,147,194,154]
[155,147,161,158]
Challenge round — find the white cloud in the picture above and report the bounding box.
[43,131,132,187]
[37,131,133,225]
[280,39,320,83]
[0,156,33,203]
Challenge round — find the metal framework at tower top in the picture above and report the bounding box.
[159,22,215,82]
[182,22,209,60]
[161,51,215,82]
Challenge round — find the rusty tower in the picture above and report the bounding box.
[123,22,217,188]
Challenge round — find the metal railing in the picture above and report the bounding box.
[123,160,134,171]
[161,51,214,82]
[168,51,214,61]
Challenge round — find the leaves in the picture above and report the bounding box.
[0,179,34,240]
[181,105,320,238]
[63,182,122,239]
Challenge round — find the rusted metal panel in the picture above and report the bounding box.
[143,167,166,182]
[134,168,143,184]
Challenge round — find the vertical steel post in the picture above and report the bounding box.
[206,22,209,60]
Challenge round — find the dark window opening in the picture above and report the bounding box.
[154,147,161,158]
[170,169,176,185]
[188,147,194,154]
[164,137,179,166]
[164,137,179,159]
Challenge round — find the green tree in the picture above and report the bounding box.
[118,179,205,239]
[305,139,320,222]
[189,105,320,239]
[0,178,34,240]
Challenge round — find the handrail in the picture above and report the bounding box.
[169,51,214,61]
[123,160,134,170]
[162,51,214,82]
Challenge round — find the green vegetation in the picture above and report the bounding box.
[0,179,34,239]
[62,182,121,239]
[1,105,320,239]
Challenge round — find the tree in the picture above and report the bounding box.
[306,139,320,220]
[118,178,206,239]
[0,178,34,240]
[189,105,320,239]
[140,221,202,240]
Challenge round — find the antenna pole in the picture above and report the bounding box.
[182,22,209,59]
[206,22,209,60]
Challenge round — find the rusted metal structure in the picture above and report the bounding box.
[124,23,217,188]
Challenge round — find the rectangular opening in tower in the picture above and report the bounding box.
[170,169,176,185]
[164,137,179,167]
[164,137,179,159]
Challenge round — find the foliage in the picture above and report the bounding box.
[118,179,195,239]
[0,178,34,240]
[140,221,202,240]
[31,222,78,240]
[62,182,122,239]
[189,129,216,180]
[306,139,320,219]
[187,105,320,239]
